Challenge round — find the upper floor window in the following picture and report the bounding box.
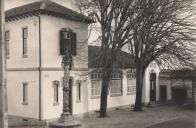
[22,27,28,58]
[127,69,136,94]
[91,73,102,98]
[110,72,122,96]
[60,29,77,56]
[5,30,10,58]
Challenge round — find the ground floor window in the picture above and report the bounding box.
[110,72,122,96]
[22,82,28,105]
[76,80,81,102]
[127,69,136,94]
[91,73,102,98]
[53,80,60,105]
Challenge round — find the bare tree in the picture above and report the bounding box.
[127,0,196,111]
[76,0,137,117]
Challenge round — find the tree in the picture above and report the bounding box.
[126,0,196,111]
[76,0,137,117]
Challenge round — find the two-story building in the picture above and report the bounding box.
[5,0,161,123]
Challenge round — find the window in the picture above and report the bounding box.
[53,81,59,105]
[127,69,136,94]
[22,82,28,105]
[110,72,122,96]
[91,73,102,98]
[22,27,28,57]
[60,29,77,56]
[5,30,10,58]
[76,80,81,102]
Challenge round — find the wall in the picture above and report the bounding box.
[41,70,89,119]
[41,15,88,69]
[7,71,39,119]
[142,61,160,104]
[6,17,40,69]
[159,74,193,101]
[87,69,136,112]
[40,15,89,119]
[6,16,40,119]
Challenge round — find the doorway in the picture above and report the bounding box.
[150,73,156,101]
[172,88,187,105]
[160,86,167,102]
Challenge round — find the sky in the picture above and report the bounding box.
[5,0,76,10]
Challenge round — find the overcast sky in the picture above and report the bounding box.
[5,0,76,10]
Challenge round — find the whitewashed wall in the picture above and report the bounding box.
[6,17,40,69]
[142,61,160,104]
[7,71,39,119]
[6,16,40,119]
[87,69,136,112]
[41,15,88,69]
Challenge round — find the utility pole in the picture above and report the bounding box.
[0,0,8,127]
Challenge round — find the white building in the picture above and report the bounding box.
[5,0,160,122]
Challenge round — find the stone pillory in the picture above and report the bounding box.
[5,0,93,24]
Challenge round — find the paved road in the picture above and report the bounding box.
[147,117,195,128]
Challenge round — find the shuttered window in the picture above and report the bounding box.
[22,27,28,57]
[71,33,77,56]
[127,69,136,94]
[5,30,10,58]
[60,30,77,56]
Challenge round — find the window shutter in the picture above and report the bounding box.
[66,38,71,54]
[71,32,77,56]
[60,31,66,55]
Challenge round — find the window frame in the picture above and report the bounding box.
[22,82,28,105]
[110,72,123,97]
[5,30,10,59]
[53,80,60,106]
[76,80,82,102]
[127,69,136,95]
[22,27,28,58]
[91,72,102,99]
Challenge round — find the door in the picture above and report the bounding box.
[150,73,156,101]
[172,88,187,105]
[69,78,73,114]
[160,86,167,102]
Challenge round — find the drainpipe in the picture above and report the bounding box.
[36,15,42,121]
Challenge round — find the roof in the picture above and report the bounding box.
[88,45,135,69]
[5,0,93,24]
[160,68,196,79]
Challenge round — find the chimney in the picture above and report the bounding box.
[40,0,48,9]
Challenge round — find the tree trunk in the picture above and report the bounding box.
[192,77,196,105]
[100,66,111,117]
[133,63,144,111]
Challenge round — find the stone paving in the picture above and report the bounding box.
[9,105,195,128]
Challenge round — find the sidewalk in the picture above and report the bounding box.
[9,105,195,128]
